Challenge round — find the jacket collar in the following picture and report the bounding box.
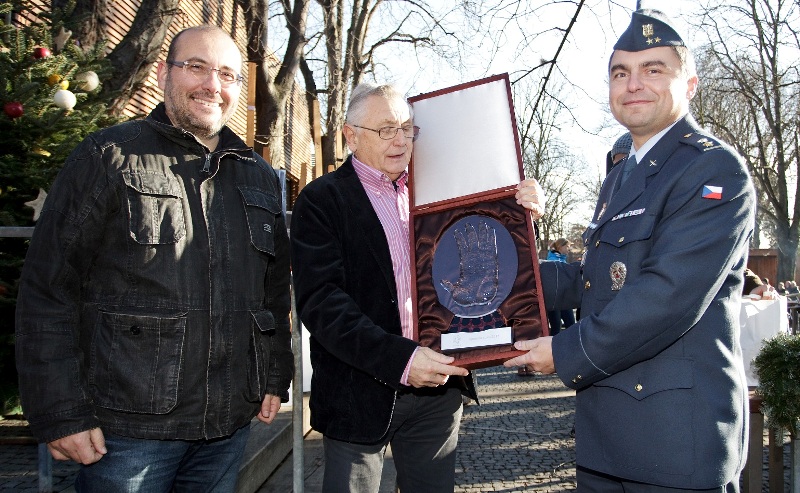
[590,115,698,232]
[334,156,399,298]
[145,103,256,175]
[145,103,251,154]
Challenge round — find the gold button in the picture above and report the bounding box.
[584,280,591,290]
[595,240,600,247]
[618,237,625,243]
[635,384,643,392]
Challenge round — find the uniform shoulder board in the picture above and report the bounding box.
[680,132,724,152]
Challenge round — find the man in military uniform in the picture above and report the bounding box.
[508,9,753,492]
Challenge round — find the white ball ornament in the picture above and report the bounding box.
[54,89,77,110]
[75,71,100,91]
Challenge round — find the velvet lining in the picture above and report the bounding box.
[413,195,545,368]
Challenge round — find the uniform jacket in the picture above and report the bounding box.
[290,156,476,444]
[15,103,293,444]
[541,116,753,489]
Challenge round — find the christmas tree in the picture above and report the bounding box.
[0,0,123,411]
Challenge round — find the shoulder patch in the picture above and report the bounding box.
[680,132,723,152]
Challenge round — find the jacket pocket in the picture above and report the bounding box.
[245,309,275,402]
[89,311,186,413]
[594,358,695,474]
[239,186,280,256]
[123,171,186,244]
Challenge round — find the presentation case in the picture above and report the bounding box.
[408,73,548,370]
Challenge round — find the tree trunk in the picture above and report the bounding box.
[104,0,181,115]
[319,0,344,170]
[776,223,799,283]
[54,0,107,48]
[240,0,308,166]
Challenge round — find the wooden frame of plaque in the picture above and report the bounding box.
[408,73,548,370]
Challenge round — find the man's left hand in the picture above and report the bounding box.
[257,394,282,424]
[503,337,555,374]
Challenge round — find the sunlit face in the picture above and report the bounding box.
[157,29,242,148]
[608,46,698,146]
[343,95,413,181]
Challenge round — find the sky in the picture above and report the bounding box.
[268,0,699,225]
[362,0,699,226]
[375,0,697,183]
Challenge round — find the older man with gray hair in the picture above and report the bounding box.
[291,82,477,492]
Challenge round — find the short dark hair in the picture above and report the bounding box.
[165,25,233,63]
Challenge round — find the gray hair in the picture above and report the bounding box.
[345,83,413,125]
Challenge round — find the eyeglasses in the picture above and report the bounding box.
[166,60,244,86]
[352,125,420,141]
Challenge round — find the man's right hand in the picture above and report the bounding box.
[516,178,546,221]
[407,347,469,388]
[48,427,107,464]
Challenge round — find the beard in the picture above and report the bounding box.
[163,80,237,142]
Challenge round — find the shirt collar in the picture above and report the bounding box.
[351,154,408,193]
[630,117,682,162]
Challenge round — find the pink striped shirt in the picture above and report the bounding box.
[351,156,418,385]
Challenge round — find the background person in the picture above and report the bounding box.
[507,9,754,491]
[605,131,633,174]
[290,82,475,493]
[545,238,576,335]
[15,25,293,492]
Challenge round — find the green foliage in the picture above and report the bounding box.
[754,333,800,438]
[0,0,124,389]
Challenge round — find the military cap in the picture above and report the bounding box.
[614,9,685,52]
[611,132,633,156]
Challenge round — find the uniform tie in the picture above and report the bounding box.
[619,155,638,187]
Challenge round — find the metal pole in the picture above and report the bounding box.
[290,281,305,493]
[37,444,51,493]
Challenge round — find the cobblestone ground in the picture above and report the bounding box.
[0,443,78,493]
[455,368,577,492]
[454,367,792,493]
[1,366,793,492]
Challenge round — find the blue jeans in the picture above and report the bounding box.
[74,424,250,493]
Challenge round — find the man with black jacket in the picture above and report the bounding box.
[291,82,475,493]
[15,25,292,492]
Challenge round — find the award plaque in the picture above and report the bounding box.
[408,74,548,370]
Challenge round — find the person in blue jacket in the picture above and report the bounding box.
[508,9,753,492]
[545,238,576,335]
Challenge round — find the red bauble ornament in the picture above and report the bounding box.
[32,46,51,59]
[4,101,24,119]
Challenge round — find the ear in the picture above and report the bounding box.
[156,61,168,91]
[686,74,699,100]
[342,124,357,153]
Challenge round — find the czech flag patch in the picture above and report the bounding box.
[702,185,723,200]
